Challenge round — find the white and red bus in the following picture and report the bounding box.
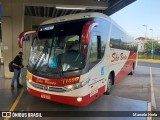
[19,12,137,106]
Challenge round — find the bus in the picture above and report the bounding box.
[19,12,137,106]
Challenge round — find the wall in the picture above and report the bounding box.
[0,42,2,64]
[1,0,50,78]
[1,0,24,78]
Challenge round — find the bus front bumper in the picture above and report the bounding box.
[27,86,91,106]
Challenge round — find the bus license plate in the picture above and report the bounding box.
[41,93,51,100]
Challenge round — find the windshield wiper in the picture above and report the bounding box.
[48,27,65,78]
[57,55,64,77]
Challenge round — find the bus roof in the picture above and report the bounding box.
[40,12,132,38]
[40,12,110,25]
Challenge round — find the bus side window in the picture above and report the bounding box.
[89,35,101,70]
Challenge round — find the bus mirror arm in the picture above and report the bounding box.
[81,21,99,45]
[18,30,37,48]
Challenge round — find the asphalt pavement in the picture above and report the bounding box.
[111,62,160,120]
[138,62,160,68]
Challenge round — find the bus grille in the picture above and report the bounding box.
[49,87,66,92]
[31,82,44,90]
[30,81,66,92]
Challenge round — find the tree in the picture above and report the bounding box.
[144,41,160,55]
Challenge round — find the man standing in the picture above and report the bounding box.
[11,52,24,89]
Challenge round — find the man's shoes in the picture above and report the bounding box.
[17,84,23,88]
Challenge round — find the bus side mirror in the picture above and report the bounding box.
[81,21,99,45]
[18,30,37,48]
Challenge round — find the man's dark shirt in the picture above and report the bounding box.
[13,55,23,70]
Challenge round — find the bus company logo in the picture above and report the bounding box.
[111,53,119,62]
[43,85,48,91]
[35,78,43,84]
[111,53,127,62]
[120,53,127,60]
[44,80,57,86]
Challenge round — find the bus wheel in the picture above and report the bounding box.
[104,74,113,95]
[129,66,134,75]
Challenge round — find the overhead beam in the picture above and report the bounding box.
[24,0,108,10]
[104,0,136,15]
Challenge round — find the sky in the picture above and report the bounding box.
[110,0,160,39]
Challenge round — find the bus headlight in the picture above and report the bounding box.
[29,79,32,83]
[26,77,32,83]
[65,85,74,90]
[77,97,82,102]
[64,79,89,91]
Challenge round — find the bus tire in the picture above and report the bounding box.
[104,74,113,95]
[129,65,134,75]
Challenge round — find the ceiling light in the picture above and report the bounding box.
[56,6,86,10]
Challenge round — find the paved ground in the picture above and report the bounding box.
[111,62,160,120]
[111,65,151,102]
[138,62,160,111]
[138,62,160,68]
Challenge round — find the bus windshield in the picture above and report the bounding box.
[28,19,91,78]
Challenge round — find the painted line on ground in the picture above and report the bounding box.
[4,89,24,120]
[149,67,156,109]
[147,102,152,120]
